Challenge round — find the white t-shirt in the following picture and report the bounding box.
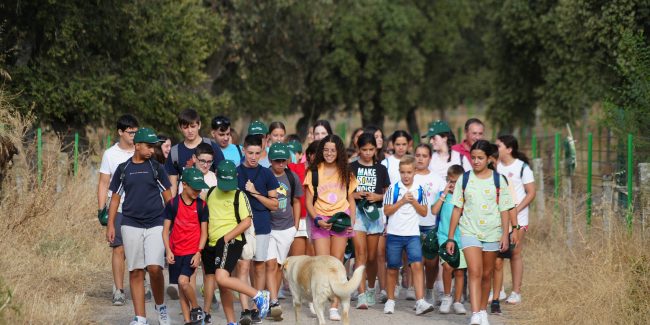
[428,150,471,179]
[99,143,134,211]
[383,181,428,236]
[381,155,402,185]
[497,159,534,226]
[414,172,446,227]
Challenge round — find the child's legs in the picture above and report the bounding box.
[129,269,146,316]
[313,237,331,256]
[330,235,348,261]
[216,269,258,298]
[442,262,453,295]
[424,257,438,290]
[510,229,526,293]
[385,235,405,300]
[236,260,252,310]
[178,276,191,322]
[453,269,465,302]
[365,234,380,290]
[352,231,368,292]
[481,251,498,308]
[377,235,387,291]
[493,257,504,298]
[203,274,216,313]
[219,286,236,323]
[289,237,307,256]
[147,265,165,305]
[142,226,166,305]
[265,259,279,300]
[462,246,484,313]
[404,236,424,299]
[111,245,125,290]
[254,261,266,291]
[180,271,199,308]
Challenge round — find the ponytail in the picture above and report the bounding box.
[497,134,530,165]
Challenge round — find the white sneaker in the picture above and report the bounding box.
[415,299,434,315]
[379,290,388,304]
[439,295,452,314]
[384,299,395,314]
[329,308,341,321]
[128,318,148,325]
[406,287,416,301]
[480,310,490,325]
[506,292,521,304]
[156,305,170,325]
[470,312,481,325]
[453,302,467,315]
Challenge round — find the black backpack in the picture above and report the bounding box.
[206,187,247,245]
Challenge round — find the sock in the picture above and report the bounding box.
[136,316,147,323]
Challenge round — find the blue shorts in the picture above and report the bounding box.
[460,235,500,252]
[168,254,197,284]
[386,235,422,269]
[109,212,124,248]
[353,204,385,235]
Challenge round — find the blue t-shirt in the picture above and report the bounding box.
[236,164,280,235]
[437,192,461,246]
[221,144,243,166]
[164,139,225,176]
[109,159,172,228]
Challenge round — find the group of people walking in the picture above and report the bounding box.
[98,109,535,325]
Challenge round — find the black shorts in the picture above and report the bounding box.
[168,254,197,284]
[497,232,515,259]
[202,237,244,275]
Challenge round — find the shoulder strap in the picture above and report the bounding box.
[493,171,501,205]
[232,189,247,245]
[236,144,244,159]
[417,186,424,204]
[311,168,319,205]
[117,159,132,194]
[392,183,400,204]
[461,170,471,203]
[195,197,205,223]
[206,186,217,200]
[520,162,528,179]
[171,144,180,174]
[285,168,296,203]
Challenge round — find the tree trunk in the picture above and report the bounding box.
[296,101,319,142]
[406,106,420,140]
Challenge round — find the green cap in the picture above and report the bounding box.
[358,198,380,221]
[286,140,303,154]
[181,167,210,190]
[423,120,451,138]
[268,142,290,161]
[327,212,352,233]
[217,160,238,191]
[134,128,160,144]
[247,120,268,136]
[421,229,439,259]
[438,239,461,268]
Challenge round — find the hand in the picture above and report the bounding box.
[499,234,510,252]
[510,230,520,248]
[366,192,383,203]
[106,225,115,244]
[223,235,232,243]
[446,240,456,255]
[190,252,201,268]
[166,250,175,264]
[353,191,366,200]
[318,219,332,230]
[245,180,257,194]
[403,192,415,204]
[444,182,455,195]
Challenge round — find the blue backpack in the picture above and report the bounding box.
[460,170,507,205]
[391,183,424,205]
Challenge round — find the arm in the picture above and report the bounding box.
[305,186,332,230]
[413,197,428,217]
[445,206,462,254]
[162,189,172,205]
[383,195,407,217]
[224,216,252,243]
[97,173,111,209]
[292,197,301,229]
[105,193,121,243]
[169,175,178,197]
[163,219,175,264]
[245,182,279,211]
[348,191,356,227]
[191,221,208,268]
[499,209,511,252]
[516,182,536,213]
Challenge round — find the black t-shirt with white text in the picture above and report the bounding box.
[350,161,390,207]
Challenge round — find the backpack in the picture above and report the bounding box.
[116,159,166,195]
[170,137,215,174]
[167,195,206,227]
[520,162,529,179]
[391,182,424,205]
[284,168,297,203]
[461,170,507,205]
[311,167,350,205]
[205,188,255,248]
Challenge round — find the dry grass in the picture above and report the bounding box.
[509,201,650,324]
[0,91,108,323]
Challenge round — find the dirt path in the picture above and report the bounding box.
[87,269,509,325]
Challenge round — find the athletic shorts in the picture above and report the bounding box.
[386,234,422,269]
[353,207,384,235]
[253,234,270,262]
[168,254,197,284]
[267,227,297,264]
[310,211,355,240]
[295,218,309,238]
[109,213,124,248]
[460,235,500,252]
[202,237,244,275]
[121,225,165,271]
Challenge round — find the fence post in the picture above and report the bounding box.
[74,132,79,177]
[602,174,614,237]
[533,158,545,220]
[37,128,42,185]
[627,134,634,233]
[639,163,650,239]
[587,133,593,227]
[531,134,537,159]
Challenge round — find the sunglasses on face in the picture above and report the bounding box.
[212,117,231,129]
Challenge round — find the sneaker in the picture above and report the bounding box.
[505,292,521,304]
[415,299,434,315]
[406,287,416,301]
[112,289,126,306]
[379,290,388,304]
[329,308,341,321]
[166,284,179,300]
[470,312,482,325]
[490,300,502,315]
[239,309,252,325]
[270,301,283,321]
[308,303,316,316]
[480,310,490,325]
[129,317,148,325]
[439,295,452,314]
[156,305,170,325]
[356,292,368,309]
[204,313,212,325]
[366,288,376,306]
[253,290,270,319]
[383,299,395,314]
[251,309,262,323]
[453,302,467,315]
[190,307,205,324]
[425,288,434,303]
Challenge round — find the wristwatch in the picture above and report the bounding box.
[512,225,521,230]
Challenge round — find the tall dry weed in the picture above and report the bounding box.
[0,90,108,323]
[509,200,650,324]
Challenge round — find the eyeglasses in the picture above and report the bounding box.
[197,159,213,165]
[125,131,137,135]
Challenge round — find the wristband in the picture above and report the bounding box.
[314,217,322,228]
[512,225,521,230]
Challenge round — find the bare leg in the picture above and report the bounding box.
[442,263,453,295]
[178,277,191,323]
[112,246,125,291]
[386,268,398,300]
[453,269,465,303]
[147,265,165,305]
[266,259,279,300]
[424,257,438,290]
[330,236,348,309]
[353,232,368,293]
[219,286,236,323]
[203,274,215,314]
[493,257,504,299]
[410,262,426,300]
[365,234,380,290]
[481,251,498,309]
[236,260,251,310]
[130,269,146,317]
[289,237,307,256]
[462,247,483,313]
[377,236,387,291]
[510,230,526,293]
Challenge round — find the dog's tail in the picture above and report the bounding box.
[330,265,365,298]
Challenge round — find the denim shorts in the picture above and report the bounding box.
[386,235,422,269]
[460,235,500,252]
[353,207,385,235]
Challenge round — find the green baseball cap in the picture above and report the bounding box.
[268,142,290,161]
[247,120,268,136]
[421,229,439,259]
[438,239,461,268]
[134,128,160,144]
[327,212,352,233]
[286,140,303,154]
[358,198,380,221]
[422,120,451,138]
[217,160,238,191]
[181,167,210,190]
